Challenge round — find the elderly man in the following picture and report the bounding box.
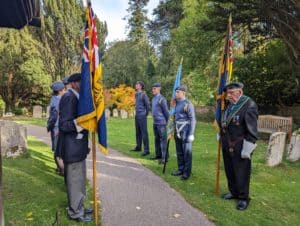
[150,83,169,163]
[171,85,196,180]
[58,73,93,222]
[220,82,258,211]
[130,81,150,156]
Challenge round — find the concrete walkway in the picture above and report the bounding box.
[25,124,214,226]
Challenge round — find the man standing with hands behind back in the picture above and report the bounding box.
[220,82,258,211]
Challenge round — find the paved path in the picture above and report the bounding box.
[25,124,214,226]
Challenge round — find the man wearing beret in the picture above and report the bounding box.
[62,76,71,91]
[130,81,151,156]
[58,73,93,222]
[47,81,65,175]
[171,85,196,180]
[150,83,169,163]
[219,82,258,210]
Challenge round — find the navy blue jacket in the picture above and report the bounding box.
[58,89,89,164]
[135,91,150,118]
[152,94,169,125]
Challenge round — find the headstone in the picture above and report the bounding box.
[112,109,118,117]
[120,109,128,119]
[2,112,15,117]
[128,111,134,118]
[46,105,50,119]
[266,132,286,166]
[0,120,27,158]
[286,132,300,162]
[33,105,43,118]
[105,109,111,120]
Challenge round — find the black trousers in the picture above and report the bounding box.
[221,142,251,200]
[135,116,149,152]
[153,124,168,160]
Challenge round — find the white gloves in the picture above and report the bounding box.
[187,134,195,143]
[241,139,257,159]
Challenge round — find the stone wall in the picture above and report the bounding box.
[0,120,27,158]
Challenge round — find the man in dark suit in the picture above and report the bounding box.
[58,73,93,222]
[220,82,258,211]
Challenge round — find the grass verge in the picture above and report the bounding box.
[3,136,98,226]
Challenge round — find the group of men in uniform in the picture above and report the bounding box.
[48,76,258,215]
[131,80,258,210]
[131,81,197,181]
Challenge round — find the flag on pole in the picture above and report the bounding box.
[77,3,108,155]
[166,58,183,140]
[214,15,234,130]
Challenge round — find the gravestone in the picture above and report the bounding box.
[266,132,286,166]
[46,105,50,119]
[112,109,118,117]
[120,109,128,119]
[128,111,134,118]
[105,109,111,120]
[0,120,27,158]
[286,132,300,162]
[3,112,14,117]
[33,105,43,118]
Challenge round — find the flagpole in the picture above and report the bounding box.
[215,139,221,194]
[92,132,98,225]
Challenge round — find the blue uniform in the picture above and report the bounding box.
[134,91,150,154]
[152,94,169,160]
[174,98,196,178]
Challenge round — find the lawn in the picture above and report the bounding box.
[2,136,98,226]
[106,118,300,226]
[11,117,300,226]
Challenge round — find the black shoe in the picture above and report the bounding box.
[150,156,161,160]
[180,174,189,180]
[141,152,150,156]
[236,199,249,210]
[73,215,93,222]
[84,208,93,214]
[222,193,237,200]
[171,170,183,176]
[130,148,141,152]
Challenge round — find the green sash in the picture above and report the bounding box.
[221,95,249,128]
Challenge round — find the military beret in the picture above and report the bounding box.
[51,81,64,92]
[68,73,81,82]
[152,82,161,88]
[223,82,244,91]
[62,76,69,85]
[175,85,187,92]
[136,81,145,89]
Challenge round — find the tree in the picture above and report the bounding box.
[0,28,51,112]
[125,0,149,42]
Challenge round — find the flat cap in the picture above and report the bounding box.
[136,80,145,89]
[51,81,64,92]
[175,85,187,92]
[62,76,69,85]
[152,82,161,88]
[68,73,81,83]
[223,82,244,91]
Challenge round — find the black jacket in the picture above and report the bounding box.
[57,90,89,163]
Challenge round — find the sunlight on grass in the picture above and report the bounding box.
[106,118,300,226]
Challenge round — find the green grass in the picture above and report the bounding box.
[106,118,300,226]
[3,137,99,226]
[11,116,47,127]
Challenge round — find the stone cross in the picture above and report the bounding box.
[286,132,300,162]
[266,132,286,167]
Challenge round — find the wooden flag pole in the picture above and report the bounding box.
[92,132,98,225]
[215,139,221,195]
